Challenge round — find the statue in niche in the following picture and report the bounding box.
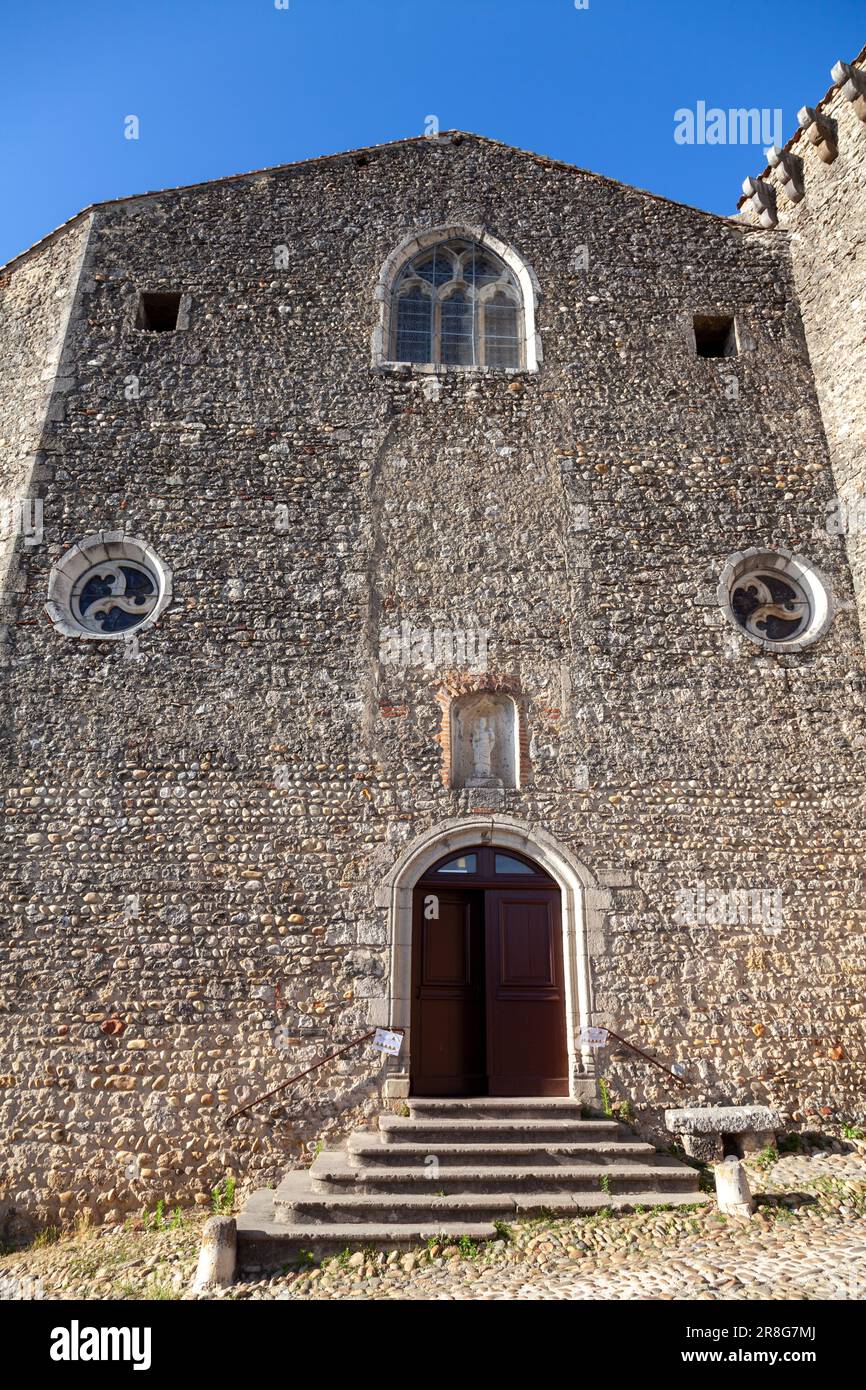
[451,691,518,790]
[468,716,497,786]
[469,722,497,789]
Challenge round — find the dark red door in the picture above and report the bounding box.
[410,848,568,1096]
[485,889,568,1096]
[410,889,486,1096]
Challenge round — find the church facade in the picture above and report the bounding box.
[1,49,864,1231]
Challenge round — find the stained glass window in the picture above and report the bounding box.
[72,561,159,635]
[391,238,523,368]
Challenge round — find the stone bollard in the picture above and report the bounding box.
[191,1216,237,1291]
[714,1156,754,1218]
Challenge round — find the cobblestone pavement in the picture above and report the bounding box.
[391,1217,865,1301]
[1,1146,864,1301]
[229,1147,866,1302]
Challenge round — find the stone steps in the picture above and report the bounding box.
[346,1138,660,1167]
[379,1116,623,1145]
[236,1097,707,1270]
[236,1183,706,1268]
[407,1097,592,1120]
[237,1190,499,1267]
[278,1171,518,1224]
[309,1152,699,1198]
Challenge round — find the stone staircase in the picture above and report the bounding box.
[237,1097,707,1270]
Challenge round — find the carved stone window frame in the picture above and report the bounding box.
[373,224,542,374]
[717,546,834,652]
[46,532,172,640]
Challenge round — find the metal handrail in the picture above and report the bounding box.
[604,1028,688,1088]
[224,1021,684,1129]
[223,1027,405,1127]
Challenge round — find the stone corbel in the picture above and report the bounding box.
[740,176,778,229]
[831,60,866,122]
[765,145,804,202]
[797,106,838,162]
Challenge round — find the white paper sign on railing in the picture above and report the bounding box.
[372,1028,404,1056]
[578,1026,609,1048]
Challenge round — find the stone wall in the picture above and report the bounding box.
[0,216,93,592]
[739,50,866,646]
[1,132,865,1234]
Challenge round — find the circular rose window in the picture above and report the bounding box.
[718,548,833,652]
[73,559,159,634]
[46,533,172,640]
[731,569,809,642]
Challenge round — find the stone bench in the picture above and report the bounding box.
[665,1106,781,1162]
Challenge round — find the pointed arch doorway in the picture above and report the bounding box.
[411,844,568,1096]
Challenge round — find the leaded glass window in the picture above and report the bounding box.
[484,291,521,368]
[390,238,524,368]
[395,285,432,363]
[440,290,474,365]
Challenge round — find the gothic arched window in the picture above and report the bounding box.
[391,239,524,368]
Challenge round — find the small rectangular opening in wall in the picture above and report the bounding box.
[693,313,737,358]
[136,291,183,332]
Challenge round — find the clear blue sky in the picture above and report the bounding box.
[1,0,863,265]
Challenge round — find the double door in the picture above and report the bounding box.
[411,856,568,1096]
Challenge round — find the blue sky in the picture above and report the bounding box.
[1,0,863,265]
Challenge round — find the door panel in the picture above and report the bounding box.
[485,890,568,1096]
[498,901,557,986]
[410,889,485,1096]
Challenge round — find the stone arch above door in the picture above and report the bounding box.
[372,815,616,1099]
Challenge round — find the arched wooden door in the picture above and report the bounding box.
[411,846,568,1096]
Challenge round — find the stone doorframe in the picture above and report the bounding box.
[372,814,620,1100]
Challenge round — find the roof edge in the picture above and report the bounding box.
[736,42,866,208]
[1,130,760,279]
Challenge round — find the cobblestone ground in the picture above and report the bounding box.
[249,1149,866,1303]
[1,1147,864,1301]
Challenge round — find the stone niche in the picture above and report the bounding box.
[450,691,519,790]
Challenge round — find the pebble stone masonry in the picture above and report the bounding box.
[0,47,865,1236]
